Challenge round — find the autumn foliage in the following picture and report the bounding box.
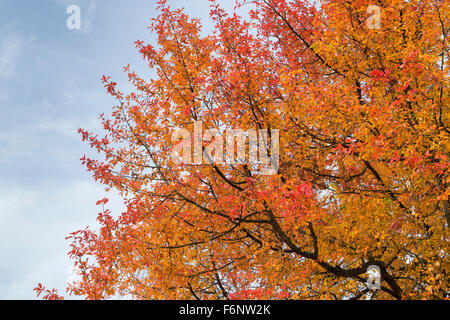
[36,0,449,300]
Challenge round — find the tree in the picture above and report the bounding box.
[36,0,448,300]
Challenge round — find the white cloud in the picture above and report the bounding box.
[0,180,125,299]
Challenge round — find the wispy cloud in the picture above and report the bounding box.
[0,25,34,78]
[81,1,96,34]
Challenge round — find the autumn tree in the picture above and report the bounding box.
[36,0,449,300]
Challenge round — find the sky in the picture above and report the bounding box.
[0,0,237,300]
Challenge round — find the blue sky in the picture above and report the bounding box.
[0,0,236,299]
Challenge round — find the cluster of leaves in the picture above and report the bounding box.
[37,0,448,300]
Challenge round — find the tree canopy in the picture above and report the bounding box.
[36,0,449,300]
